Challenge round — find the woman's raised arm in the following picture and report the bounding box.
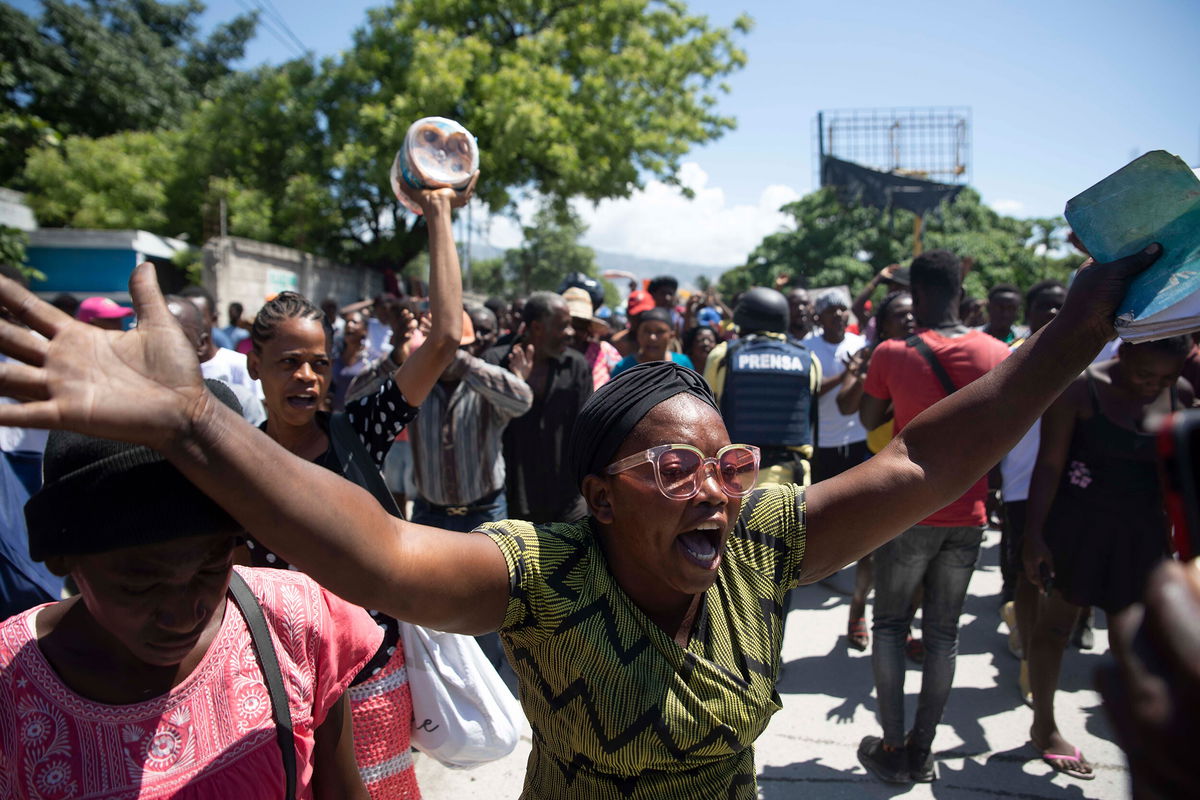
[0,263,510,635]
[389,177,476,406]
[800,245,1161,583]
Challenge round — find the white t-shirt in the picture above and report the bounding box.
[1000,332,1109,502]
[803,331,868,448]
[1000,419,1039,503]
[201,348,267,426]
[366,318,393,363]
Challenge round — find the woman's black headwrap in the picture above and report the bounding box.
[568,360,719,488]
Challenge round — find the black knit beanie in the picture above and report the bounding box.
[24,380,245,561]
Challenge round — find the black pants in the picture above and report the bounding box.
[813,440,870,483]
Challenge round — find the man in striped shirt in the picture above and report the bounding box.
[408,309,534,533]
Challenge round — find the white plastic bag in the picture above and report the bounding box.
[399,623,523,768]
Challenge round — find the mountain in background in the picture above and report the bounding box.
[465,243,731,293]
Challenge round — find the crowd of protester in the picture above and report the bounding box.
[1,190,1198,798]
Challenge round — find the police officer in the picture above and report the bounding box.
[703,287,821,486]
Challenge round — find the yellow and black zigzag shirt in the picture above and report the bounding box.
[480,483,807,799]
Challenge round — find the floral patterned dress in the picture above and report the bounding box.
[1043,372,1175,613]
[0,567,381,800]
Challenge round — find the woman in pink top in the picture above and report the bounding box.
[0,383,381,799]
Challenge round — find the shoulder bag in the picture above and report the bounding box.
[327,410,524,769]
[229,571,297,799]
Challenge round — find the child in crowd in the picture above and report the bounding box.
[1021,336,1194,779]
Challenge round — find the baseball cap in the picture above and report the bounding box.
[626,290,655,317]
[75,297,134,324]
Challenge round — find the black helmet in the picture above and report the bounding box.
[733,287,789,334]
[557,272,604,311]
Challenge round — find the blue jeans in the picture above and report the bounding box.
[871,524,983,750]
[411,490,508,668]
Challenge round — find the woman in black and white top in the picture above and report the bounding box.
[240,177,475,799]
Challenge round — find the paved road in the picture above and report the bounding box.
[415,530,1128,798]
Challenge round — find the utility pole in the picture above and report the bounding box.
[465,201,473,292]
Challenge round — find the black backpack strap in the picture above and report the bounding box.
[327,412,404,518]
[228,571,296,800]
[905,334,957,396]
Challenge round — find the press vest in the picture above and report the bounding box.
[720,335,814,448]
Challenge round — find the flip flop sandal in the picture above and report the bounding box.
[1037,744,1095,781]
[847,617,869,651]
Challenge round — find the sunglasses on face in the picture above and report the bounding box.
[606,443,761,500]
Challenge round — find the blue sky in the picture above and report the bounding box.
[17,0,1200,266]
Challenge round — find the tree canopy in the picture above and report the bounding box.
[719,187,1079,301]
[24,129,181,231]
[0,0,258,185]
[12,0,751,278]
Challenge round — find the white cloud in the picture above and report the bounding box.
[989,199,1025,216]
[575,163,800,266]
[471,194,539,251]
[477,162,800,267]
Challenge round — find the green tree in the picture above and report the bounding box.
[720,187,908,294]
[468,256,508,297]
[167,60,342,249]
[1029,216,1070,280]
[509,205,597,295]
[0,0,258,185]
[320,0,751,268]
[0,225,44,282]
[15,0,750,276]
[721,187,1075,302]
[22,129,182,232]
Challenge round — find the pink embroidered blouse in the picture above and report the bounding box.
[0,566,382,800]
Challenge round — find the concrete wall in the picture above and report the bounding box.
[202,237,383,323]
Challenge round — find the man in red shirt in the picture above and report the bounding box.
[856,250,1011,784]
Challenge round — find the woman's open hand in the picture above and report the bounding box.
[0,262,205,449]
